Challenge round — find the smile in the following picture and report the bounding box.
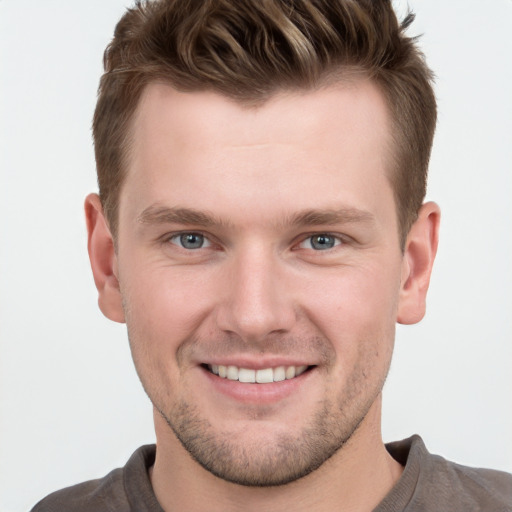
[207,364,309,383]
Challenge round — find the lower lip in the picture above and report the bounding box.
[200,366,314,404]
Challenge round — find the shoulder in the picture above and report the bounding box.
[30,468,126,512]
[30,445,157,512]
[385,436,512,512]
[426,453,512,510]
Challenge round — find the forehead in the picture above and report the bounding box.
[131,79,390,157]
[121,80,395,232]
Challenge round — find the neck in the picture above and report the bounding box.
[150,397,403,512]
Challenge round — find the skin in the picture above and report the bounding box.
[86,80,440,511]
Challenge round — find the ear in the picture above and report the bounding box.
[85,193,125,323]
[397,202,440,325]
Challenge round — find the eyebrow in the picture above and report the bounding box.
[137,206,228,227]
[137,205,375,229]
[286,208,375,227]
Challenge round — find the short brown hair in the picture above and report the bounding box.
[93,0,436,245]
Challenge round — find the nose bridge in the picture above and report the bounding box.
[216,243,295,342]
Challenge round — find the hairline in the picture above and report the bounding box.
[107,71,408,250]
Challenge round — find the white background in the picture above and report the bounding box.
[1,1,511,510]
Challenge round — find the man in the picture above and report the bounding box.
[31,0,512,510]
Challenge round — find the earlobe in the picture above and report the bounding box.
[397,202,440,325]
[85,193,125,323]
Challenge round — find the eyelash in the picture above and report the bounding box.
[167,232,212,250]
[300,235,344,251]
[163,231,346,252]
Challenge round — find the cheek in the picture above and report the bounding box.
[121,270,205,406]
[121,265,218,352]
[302,262,401,358]
[312,267,399,408]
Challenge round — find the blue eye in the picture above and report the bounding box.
[300,234,341,250]
[170,233,210,249]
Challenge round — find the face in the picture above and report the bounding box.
[109,81,408,485]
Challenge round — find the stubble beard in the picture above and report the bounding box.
[154,365,386,487]
[124,309,392,487]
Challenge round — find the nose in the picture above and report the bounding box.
[215,247,296,344]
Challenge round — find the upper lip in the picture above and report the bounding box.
[198,356,316,370]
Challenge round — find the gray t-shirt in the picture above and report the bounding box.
[31,436,512,511]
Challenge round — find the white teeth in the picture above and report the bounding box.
[210,364,309,383]
[238,368,256,383]
[273,366,286,382]
[256,368,274,383]
[295,365,308,376]
[227,365,238,380]
[285,366,296,379]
